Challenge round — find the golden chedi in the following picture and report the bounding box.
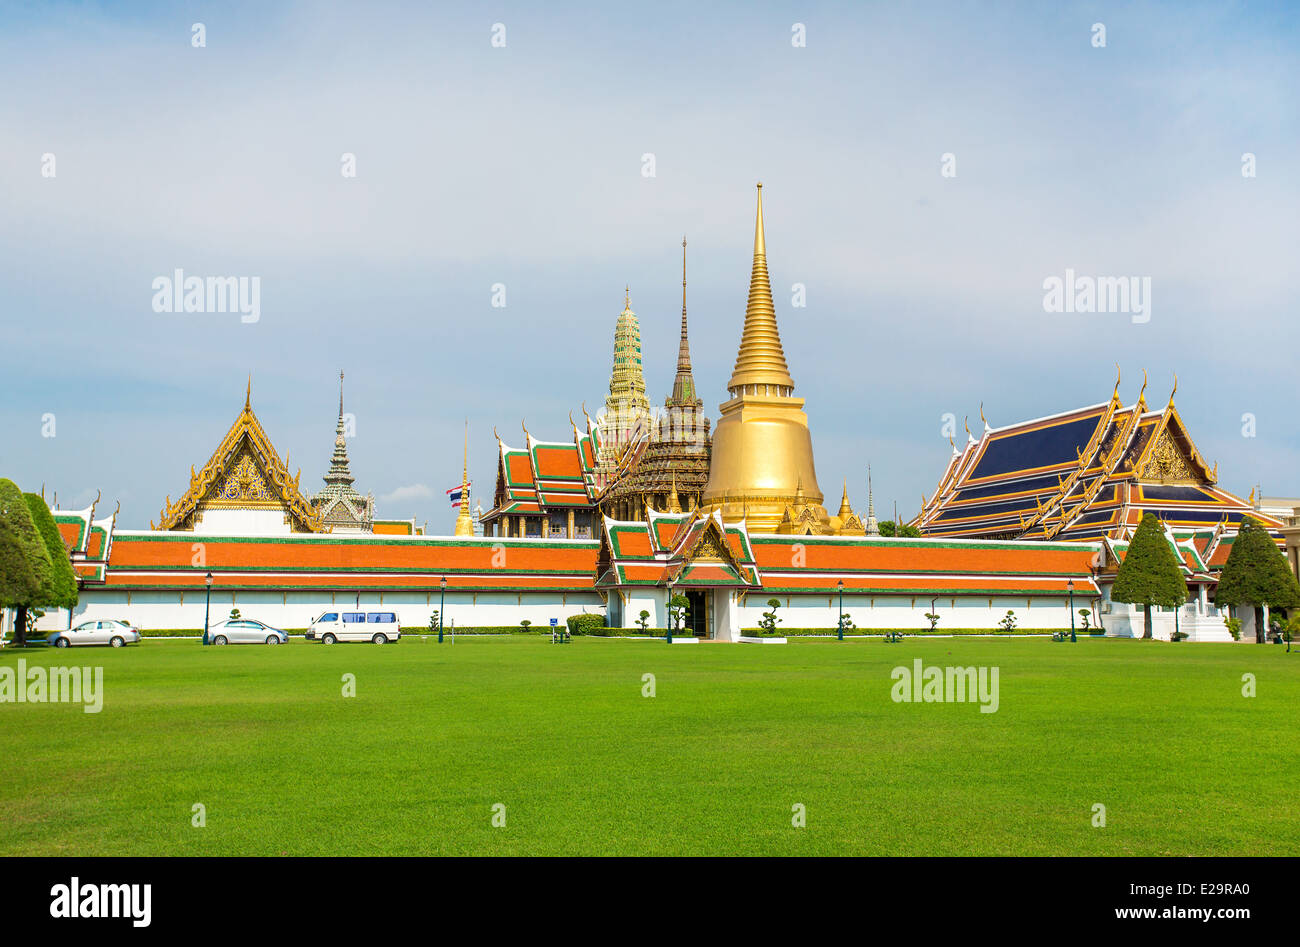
[701,183,830,533]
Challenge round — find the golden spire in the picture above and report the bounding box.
[1169,372,1177,405]
[245,375,252,409]
[726,182,795,394]
[454,419,474,537]
[838,479,853,518]
[1113,363,1121,402]
[1138,369,1148,410]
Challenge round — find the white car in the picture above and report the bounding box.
[49,620,142,648]
[207,619,289,646]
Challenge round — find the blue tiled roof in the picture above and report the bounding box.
[969,413,1104,481]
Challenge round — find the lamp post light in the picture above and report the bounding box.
[837,579,845,641]
[439,575,447,644]
[1067,579,1076,643]
[666,583,674,645]
[203,571,214,646]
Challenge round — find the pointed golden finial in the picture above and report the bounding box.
[624,285,630,311]
[1169,372,1177,405]
[1248,485,1256,506]
[1138,369,1148,408]
[949,435,957,455]
[1113,363,1121,401]
[838,479,854,518]
[521,420,530,443]
[964,416,971,439]
[980,402,989,431]
[245,375,252,409]
[725,181,794,393]
[668,471,682,514]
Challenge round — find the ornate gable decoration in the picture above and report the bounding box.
[154,387,326,532]
[1136,407,1215,485]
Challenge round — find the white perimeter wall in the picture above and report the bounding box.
[69,589,606,631]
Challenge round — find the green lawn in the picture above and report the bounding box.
[1,635,1295,856]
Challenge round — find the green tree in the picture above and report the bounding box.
[667,593,689,632]
[878,520,922,538]
[0,479,54,646]
[1214,516,1300,643]
[636,609,650,634]
[758,598,782,635]
[1112,513,1188,639]
[23,493,78,624]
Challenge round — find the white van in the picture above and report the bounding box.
[307,610,401,644]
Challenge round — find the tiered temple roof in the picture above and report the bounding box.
[916,371,1282,542]
[51,491,116,583]
[480,414,603,537]
[596,508,761,589]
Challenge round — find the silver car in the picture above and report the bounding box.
[49,619,142,648]
[207,619,289,646]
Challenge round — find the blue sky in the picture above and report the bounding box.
[1,1,1297,530]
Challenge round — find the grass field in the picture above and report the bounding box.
[1,635,1295,856]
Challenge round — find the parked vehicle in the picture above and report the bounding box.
[307,611,400,644]
[49,620,142,648]
[206,618,289,646]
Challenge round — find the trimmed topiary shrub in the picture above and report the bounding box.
[566,613,606,636]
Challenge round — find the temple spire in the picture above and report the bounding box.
[454,419,474,537]
[726,182,795,395]
[323,374,355,489]
[670,236,699,406]
[678,236,691,373]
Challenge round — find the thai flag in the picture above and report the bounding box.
[446,483,471,508]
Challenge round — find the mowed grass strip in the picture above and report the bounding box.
[0,636,1295,856]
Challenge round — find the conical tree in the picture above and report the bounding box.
[24,492,79,627]
[1112,513,1188,639]
[1214,516,1300,643]
[0,479,52,646]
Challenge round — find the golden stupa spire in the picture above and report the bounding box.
[726,182,795,394]
[454,419,474,537]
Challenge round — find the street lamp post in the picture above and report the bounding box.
[1067,579,1076,643]
[837,579,844,641]
[666,584,674,645]
[439,576,447,644]
[203,571,214,646]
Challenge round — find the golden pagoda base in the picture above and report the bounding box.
[700,393,830,534]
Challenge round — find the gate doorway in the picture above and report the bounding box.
[684,589,709,638]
